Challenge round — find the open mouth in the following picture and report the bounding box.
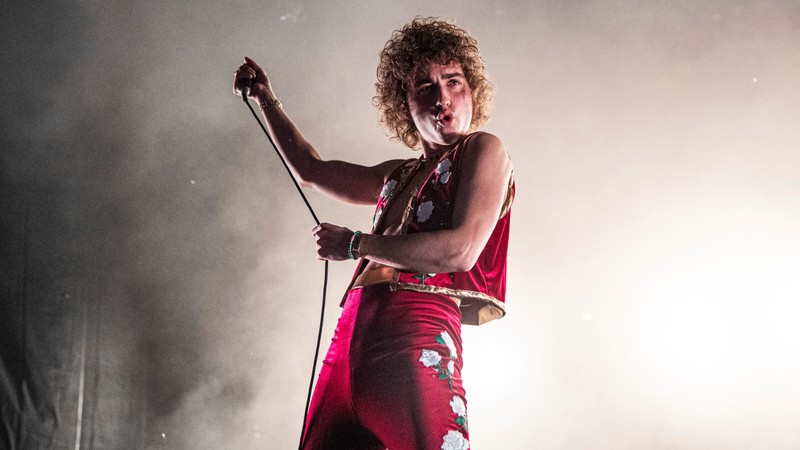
[437,111,455,127]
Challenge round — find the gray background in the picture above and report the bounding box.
[2,0,799,448]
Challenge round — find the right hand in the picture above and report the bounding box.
[233,56,271,99]
[312,223,356,261]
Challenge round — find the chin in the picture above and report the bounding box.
[443,130,468,142]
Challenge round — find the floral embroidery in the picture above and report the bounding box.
[420,331,458,389]
[436,158,453,185]
[436,331,458,359]
[449,395,466,416]
[421,332,468,448]
[417,200,434,223]
[373,206,383,228]
[423,352,453,388]
[412,273,436,285]
[419,349,442,368]
[450,395,468,431]
[380,179,398,198]
[441,430,469,450]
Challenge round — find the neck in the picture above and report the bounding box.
[420,135,466,161]
[420,148,449,162]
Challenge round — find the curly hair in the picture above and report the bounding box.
[374,17,494,149]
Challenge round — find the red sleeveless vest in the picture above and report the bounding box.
[351,133,514,325]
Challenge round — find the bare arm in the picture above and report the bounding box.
[313,132,513,273]
[234,57,401,205]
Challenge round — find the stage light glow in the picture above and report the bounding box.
[624,203,800,414]
[461,318,541,447]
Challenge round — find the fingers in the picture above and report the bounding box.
[313,226,329,260]
[312,223,328,260]
[244,56,268,84]
[311,223,350,261]
[244,56,263,73]
[233,56,270,97]
[232,63,256,95]
[312,222,329,236]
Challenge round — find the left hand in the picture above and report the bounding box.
[233,56,272,99]
[312,223,355,261]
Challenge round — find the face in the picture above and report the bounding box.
[406,61,473,152]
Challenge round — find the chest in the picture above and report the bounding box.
[372,154,459,234]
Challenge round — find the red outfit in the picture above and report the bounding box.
[365,132,514,326]
[302,134,513,449]
[302,286,468,449]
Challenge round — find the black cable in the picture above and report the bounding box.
[242,94,326,450]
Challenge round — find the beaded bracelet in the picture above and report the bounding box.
[348,231,363,260]
[258,96,283,111]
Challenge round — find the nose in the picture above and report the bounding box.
[436,85,450,108]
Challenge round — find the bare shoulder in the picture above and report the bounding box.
[467,131,503,146]
[353,157,413,201]
[373,158,413,183]
[467,131,504,150]
[462,132,512,171]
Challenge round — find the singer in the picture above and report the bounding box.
[234,17,514,449]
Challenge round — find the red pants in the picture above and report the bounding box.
[301,284,470,450]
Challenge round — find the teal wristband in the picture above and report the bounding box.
[348,231,362,260]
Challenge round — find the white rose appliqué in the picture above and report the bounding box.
[436,158,453,185]
[373,206,383,227]
[450,395,467,416]
[437,331,458,359]
[380,179,398,198]
[441,430,469,450]
[419,349,442,368]
[417,200,434,223]
[421,331,457,389]
[450,395,468,431]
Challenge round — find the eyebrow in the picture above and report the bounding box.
[413,71,465,87]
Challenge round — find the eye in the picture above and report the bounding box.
[418,85,432,94]
[448,79,461,86]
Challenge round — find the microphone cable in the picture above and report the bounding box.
[241,90,326,450]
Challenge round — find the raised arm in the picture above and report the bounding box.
[234,57,402,205]
[314,132,513,273]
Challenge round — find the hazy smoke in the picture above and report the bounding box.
[2,0,799,448]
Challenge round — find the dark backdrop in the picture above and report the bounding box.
[3,1,800,449]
